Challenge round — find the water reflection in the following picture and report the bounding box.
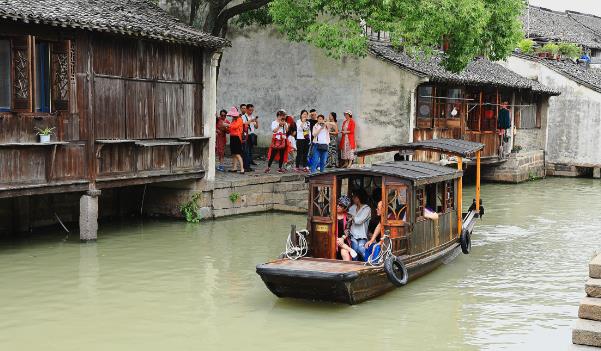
[0,178,599,350]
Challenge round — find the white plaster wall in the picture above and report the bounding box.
[217,26,421,149]
[502,56,601,166]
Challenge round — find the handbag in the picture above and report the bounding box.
[317,143,328,152]
[271,133,286,149]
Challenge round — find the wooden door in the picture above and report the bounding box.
[383,180,410,256]
[309,177,337,259]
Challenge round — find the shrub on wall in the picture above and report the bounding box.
[558,42,582,59]
[518,39,535,54]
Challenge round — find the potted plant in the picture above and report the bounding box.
[35,126,55,143]
[540,43,560,60]
[511,145,522,154]
[558,42,582,60]
[517,39,535,55]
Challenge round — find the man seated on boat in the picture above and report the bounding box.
[340,189,371,261]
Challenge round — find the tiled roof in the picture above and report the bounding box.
[523,6,601,49]
[567,11,601,37]
[0,0,229,48]
[368,41,560,95]
[514,53,601,93]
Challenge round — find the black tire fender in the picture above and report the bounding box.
[384,255,409,287]
[460,229,472,255]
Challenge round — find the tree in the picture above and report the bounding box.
[162,0,525,72]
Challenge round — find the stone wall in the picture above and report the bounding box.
[217,26,424,149]
[144,173,308,220]
[482,150,546,183]
[501,56,601,168]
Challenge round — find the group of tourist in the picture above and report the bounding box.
[215,105,358,174]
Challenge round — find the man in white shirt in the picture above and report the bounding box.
[243,104,259,166]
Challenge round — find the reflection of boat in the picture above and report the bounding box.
[256,139,485,305]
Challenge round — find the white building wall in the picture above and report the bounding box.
[217,26,423,149]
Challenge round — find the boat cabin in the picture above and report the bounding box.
[309,139,484,261]
[256,139,485,304]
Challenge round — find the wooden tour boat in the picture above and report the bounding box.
[256,139,485,304]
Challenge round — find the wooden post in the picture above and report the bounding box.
[476,151,481,217]
[457,156,463,236]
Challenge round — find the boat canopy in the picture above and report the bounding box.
[356,139,485,158]
[307,161,462,185]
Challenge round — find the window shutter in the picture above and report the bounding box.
[11,35,33,112]
[51,40,70,111]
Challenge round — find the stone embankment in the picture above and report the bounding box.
[573,253,601,348]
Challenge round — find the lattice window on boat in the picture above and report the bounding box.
[445,181,455,210]
[416,187,425,218]
[312,185,331,218]
[386,186,407,222]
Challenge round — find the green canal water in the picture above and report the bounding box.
[1,178,600,350]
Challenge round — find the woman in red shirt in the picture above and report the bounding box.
[227,107,245,174]
[340,110,356,168]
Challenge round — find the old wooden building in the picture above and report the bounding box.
[0,0,228,239]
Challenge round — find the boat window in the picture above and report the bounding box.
[445,180,455,211]
[436,183,445,213]
[312,184,331,218]
[415,187,425,218]
[386,186,407,222]
[349,175,382,210]
[425,183,437,213]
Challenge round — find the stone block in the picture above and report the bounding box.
[234,183,264,195]
[568,343,601,351]
[79,194,98,241]
[198,207,213,220]
[261,182,275,193]
[573,319,601,347]
[213,187,232,199]
[213,197,236,210]
[594,168,601,179]
[285,190,308,201]
[272,193,285,205]
[276,181,308,192]
[591,254,601,279]
[579,297,601,322]
[586,278,601,298]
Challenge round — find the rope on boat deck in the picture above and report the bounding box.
[283,230,309,260]
[364,234,393,267]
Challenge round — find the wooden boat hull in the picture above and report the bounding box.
[256,241,462,305]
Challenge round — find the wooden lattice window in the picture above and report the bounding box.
[312,184,331,218]
[51,41,70,111]
[12,36,32,112]
[445,180,455,211]
[386,185,408,223]
[0,39,10,111]
[415,187,425,218]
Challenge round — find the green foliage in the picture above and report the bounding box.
[34,126,56,136]
[235,6,273,28]
[180,193,202,223]
[558,42,582,59]
[229,192,240,203]
[540,43,559,55]
[518,39,535,54]
[267,0,525,72]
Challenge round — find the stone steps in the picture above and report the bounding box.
[573,319,601,348]
[587,278,601,298]
[591,255,601,279]
[574,252,601,348]
[580,297,601,322]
